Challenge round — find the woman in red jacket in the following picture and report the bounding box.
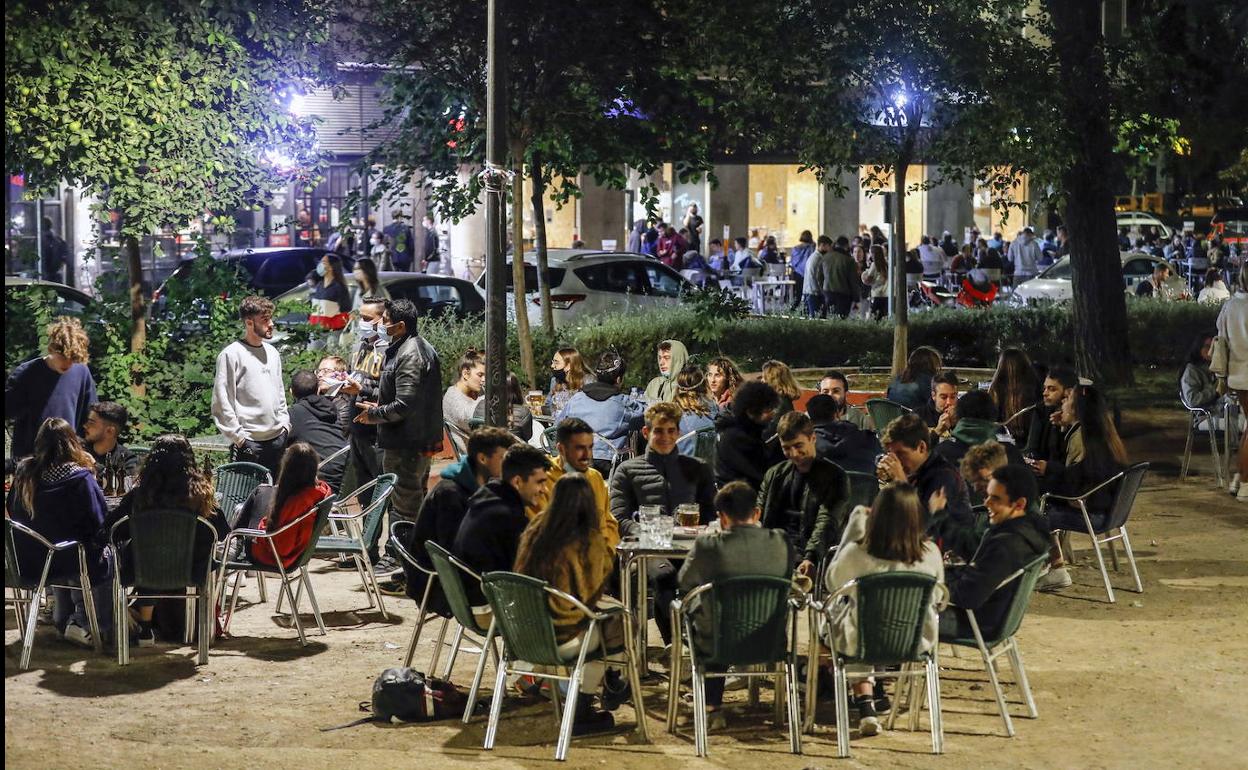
[237,442,331,568]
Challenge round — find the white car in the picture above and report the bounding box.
[1009,254,1188,306]
[1116,211,1173,242]
[476,249,695,327]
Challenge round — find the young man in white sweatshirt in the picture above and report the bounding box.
[211,295,290,476]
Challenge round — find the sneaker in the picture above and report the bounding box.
[372,555,402,575]
[571,701,616,736]
[1036,566,1072,593]
[377,576,407,596]
[133,623,156,648]
[706,710,728,731]
[724,674,749,691]
[854,695,881,737]
[1230,473,1242,495]
[63,621,93,648]
[600,670,630,712]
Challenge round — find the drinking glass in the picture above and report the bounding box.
[676,503,700,529]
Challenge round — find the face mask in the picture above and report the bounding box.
[358,319,378,336]
[385,321,403,339]
[316,261,326,277]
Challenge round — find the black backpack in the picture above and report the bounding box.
[323,668,469,730]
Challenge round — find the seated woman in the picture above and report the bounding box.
[824,484,944,736]
[472,372,534,441]
[547,347,590,416]
[989,347,1040,445]
[706,356,744,411]
[673,364,718,457]
[235,442,332,569]
[107,434,227,645]
[1031,385,1128,592]
[554,351,645,478]
[887,346,943,411]
[1180,331,1221,423]
[514,473,622,735]
[6,417,113,646]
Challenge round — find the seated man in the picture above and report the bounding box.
[939,465,1049,642]
[610,402,716,644]
[714,381,783,488]
[555,351,645,478]
[532,417,620,548]
[395,427,517,606]
[83,401,140,479]
[935,390,1023,469]
[876,413,975,558]
[817,370,871,430]
[443,349,485,455]
[806,393,882,475]
[451,444,550,608]
[288,370,348,492]
[916,371,960,436]
[759,412,850,577]
[677,481,793,727]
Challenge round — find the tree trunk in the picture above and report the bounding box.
[124,234,147,397]
[510,147,536,388]
[890,164,909,377]
[529,152,555,334]
[1048,0,1133,387]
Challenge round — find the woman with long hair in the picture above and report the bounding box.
[761,359,803,416]
[861,244,889,320]
[1179,330,1220,412]
[886,346,943,411]
[107,434,225,644]
[990,348,1040,442]
[6,417,112,646]
[706,356,744,410]
[235,442,330,568]
[824,483,944,736]
[472,372,535,441]
[674,364,717,456]
[350,257,390,310]
[515,473,620,734]
[309,253,352,346]
[548,346,590,415]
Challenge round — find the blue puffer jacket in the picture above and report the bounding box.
[789,243,815,277]
[555,382,645,461]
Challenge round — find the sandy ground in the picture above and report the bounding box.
[6,409,1247,769]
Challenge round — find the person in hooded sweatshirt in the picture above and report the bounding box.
[788,230,816,312]
[939,464,1049,643]
[644,339,689,402]
[714,381,784,488]
[555,351,646,478]
[934,390,1023,470]
[287,370,348,492]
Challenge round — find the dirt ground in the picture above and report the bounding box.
[6,409,1247,769]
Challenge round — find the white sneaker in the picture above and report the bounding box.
[1036,567,1072,593]
[1237,483,1248,502]
[1230,473,1242,495]
[63,621,93,648]
[724,674,749,691]
[859,715,881,737]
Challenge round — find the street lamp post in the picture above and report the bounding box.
[482,0,508,427]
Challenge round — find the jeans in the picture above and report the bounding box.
[53,552,115,638]
[383,450,431,522]
[870,296,888,319]
[824,291,854,318]
[790,274,804,310]
[230,430,289,479]
[805,293,824,318]
[351,431,386,559]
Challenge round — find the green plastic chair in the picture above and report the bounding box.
[214,495,335,645]
[677,425,718,465]
[212,462,274,603]
[467,417,486,430]
[424,541,501,722]
[480,571,649,761]
[540,426,560,456]
[809,571,947,757]
[5,518,105,668]
[940,554,1048,737]
[845,470,880,511]
[667,574,803,757]
[865,398,913,438]
[108,508,218,665]
[1042,462,1148,603]
[306,474,396,618]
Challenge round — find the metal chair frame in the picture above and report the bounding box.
[297,474,396,618]
[666,579,804,757]
[5,519,105,668]
[480,572,650,762]
[212,462,273,604]
[676,425,718,465]
[423,541,502,721]
[804,575,948,757]
[1179,392,1226,487]
[317,444,351,472]
[213,496,334,645]
[1042,463,1148,603]
[445,419,472,458]
[108,512,217,665]
[386,520,450,670]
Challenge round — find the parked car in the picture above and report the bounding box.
[1115,211,1173,242]
[475,249,694,327]
[218,247,353,297]
[1008,253,1188,306]
[274,271,484,323]
[4,275,93,316]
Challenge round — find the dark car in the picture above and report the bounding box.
[274,271,484,323]
[4,276,93,316]
[218,247,355,297]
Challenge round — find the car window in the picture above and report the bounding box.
[489,264,567,292]
[642,263,685,297]
[574,263,646,294]
[1123,258,1155,277]
[1040,260,1072,280]
[389,279,464,318]
[253,253,313,290]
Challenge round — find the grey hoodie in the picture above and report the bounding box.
[644,339,689,401]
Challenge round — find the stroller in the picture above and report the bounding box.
[911,278,957,309]
[957,272,999,307]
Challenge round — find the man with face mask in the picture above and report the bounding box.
[354,298,444,531]
[758,412,850,576]
[211,295,290,476]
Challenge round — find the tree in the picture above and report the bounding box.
[5,0,332,367]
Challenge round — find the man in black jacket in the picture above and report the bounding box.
[288,370,349,492]
[878,413,976,557]
[1024,366,1077,462]
[916,370,960,436]
[83,401,140,480]
[714,381,782,488]
[806,393,881,475]
[609,402,716,645]
[451,444,550,607]
[355,298,444,526]
[939,465,1049,642]
[759,412,850,576]
[399,427,516,610]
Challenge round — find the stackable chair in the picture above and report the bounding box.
[212,461,273,602]
[865,398,912,438]
[424,542,500,717]
[1180,392,1225,486]
[387,521,446,668]
[109,508,217,665]
[845,470,881,511]
[667,575,803,757]
[480,571,649,761]
[445,420,471,458]
[677,426,718,465]
[307,474,396,617]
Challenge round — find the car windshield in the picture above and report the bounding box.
[1039,260,1072,280]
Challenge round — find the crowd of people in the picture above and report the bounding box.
[5,268,1246,740]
